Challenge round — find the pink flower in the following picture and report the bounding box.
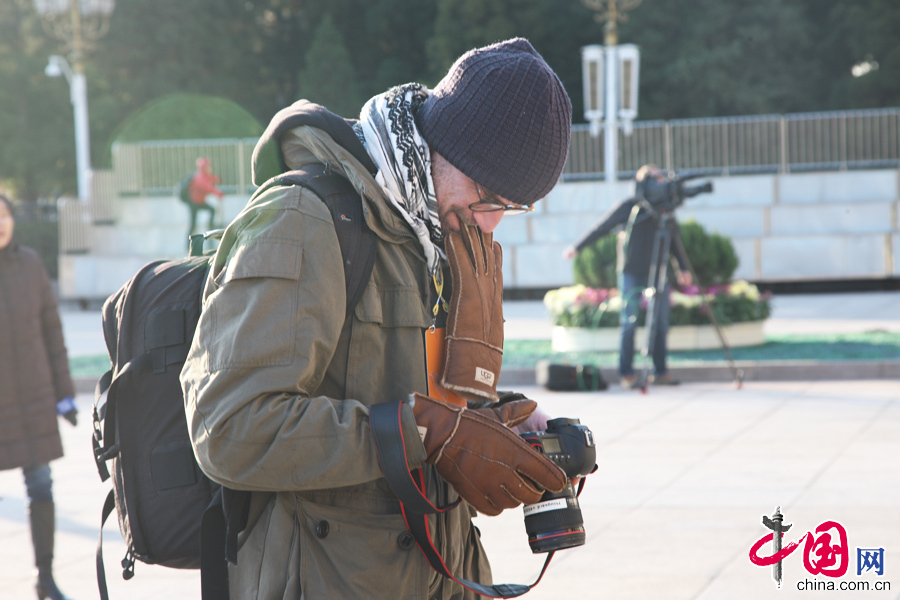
[577,287,613,306]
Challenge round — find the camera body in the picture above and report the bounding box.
[519,418,597,553]
[637,171,713,212]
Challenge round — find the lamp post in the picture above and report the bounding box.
[580,0,641,200]
[34,0,115,201]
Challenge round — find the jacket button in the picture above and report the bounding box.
[315,520,329,539]
[398,531,416,550]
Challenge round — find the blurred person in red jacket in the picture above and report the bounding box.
[180,156,224,238]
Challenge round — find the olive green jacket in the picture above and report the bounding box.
[181,101,491,599]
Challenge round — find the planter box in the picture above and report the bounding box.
[551,320,766,353]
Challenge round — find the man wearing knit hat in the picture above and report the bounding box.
[181,38,573,600]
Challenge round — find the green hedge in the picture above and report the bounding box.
[678,221,738,287]
[573,233,617,289]
[573,219,738,289]
[111,93,263,143]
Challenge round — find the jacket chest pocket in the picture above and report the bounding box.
[353,283,430,328]
[207,238,304,370]
[344,284,430,404]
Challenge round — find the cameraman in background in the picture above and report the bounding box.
[563,165,692,389]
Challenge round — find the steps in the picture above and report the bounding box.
[58,194,245,301]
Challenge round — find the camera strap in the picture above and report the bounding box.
[370,401,555,598]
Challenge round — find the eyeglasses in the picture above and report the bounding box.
[469,184,534,216]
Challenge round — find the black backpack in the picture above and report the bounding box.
[177,172,194,205]
[92,164,376,599]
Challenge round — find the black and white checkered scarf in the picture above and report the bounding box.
[355,83,444,274]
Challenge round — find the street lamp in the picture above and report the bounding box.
[617,43,640,134]
[34,0,115,201]
[580,0,641,198]
[581,45,605,139]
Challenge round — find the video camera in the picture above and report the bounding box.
[636,170,713,212]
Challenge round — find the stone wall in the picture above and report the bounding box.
[59,168,900,301]
[493,168,900,289]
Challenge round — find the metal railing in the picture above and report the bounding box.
[112,137,258,196]
[106,108,900,194]
[563,107,900,180]
[58,197,90,254]
[90,169,118,223]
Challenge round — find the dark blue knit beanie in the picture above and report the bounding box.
[416,38,572,205]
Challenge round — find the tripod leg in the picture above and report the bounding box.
[670,232,745,388]
[638,227,671,392]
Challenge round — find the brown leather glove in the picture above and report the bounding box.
[441,223,504,402]
[411,392,567,516]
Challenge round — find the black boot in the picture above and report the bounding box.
[29,501,70,600]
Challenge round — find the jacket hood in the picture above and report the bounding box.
[251,100,377,186]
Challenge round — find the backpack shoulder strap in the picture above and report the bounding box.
[255,164,376,317]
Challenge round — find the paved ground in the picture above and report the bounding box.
[1,381,898,599]
[481,381,900,600]
[1,292,897,599]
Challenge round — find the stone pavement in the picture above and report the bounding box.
[1,291,896,598]
[2,381,898,599]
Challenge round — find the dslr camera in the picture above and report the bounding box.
[637,169,713,212]
[519,418,597,553]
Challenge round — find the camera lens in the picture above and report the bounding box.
[523,481,586,553]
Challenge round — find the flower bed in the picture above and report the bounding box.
[544,280,771,352]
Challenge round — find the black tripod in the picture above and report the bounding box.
[631,200,744,392]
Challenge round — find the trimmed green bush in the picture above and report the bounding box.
[678,220,738,287]
[110,93,263,144]
[573,219,738,288]
[573,232,617,289]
